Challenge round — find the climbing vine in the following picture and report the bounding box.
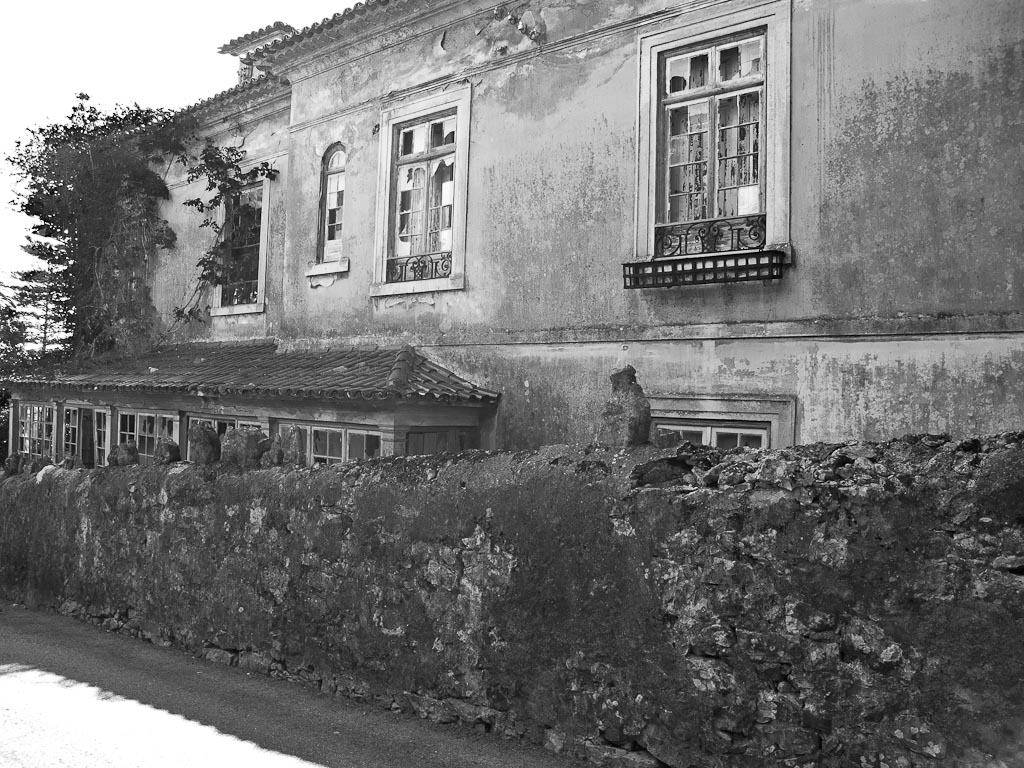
[9,94,276,357]
[173,142,277,323]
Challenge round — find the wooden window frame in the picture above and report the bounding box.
[211,176,271,316]
[372,84,471,297]
[635,0,791,261]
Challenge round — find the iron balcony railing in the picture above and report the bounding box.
[386,251,452,283]
[623,213,789,289]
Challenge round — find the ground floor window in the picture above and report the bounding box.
[190,416,263,436]
[62,406,79,458]
[95,411,108,467]
[118,411,178,461]
[18,403,54,458]
[279,423,382,466]
[653,420,769,449]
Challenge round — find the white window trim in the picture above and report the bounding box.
[648,393,797,447]
[319,142,348,266]
[371,84,472,297]
[210,175,272,316]
[635,0,791,261]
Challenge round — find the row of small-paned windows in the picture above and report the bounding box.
[14,403,478,465]
[278,423,383,466]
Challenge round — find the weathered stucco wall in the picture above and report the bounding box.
[2,434,1023,766]
[429,333,1024,448]
[141,0,1024,449]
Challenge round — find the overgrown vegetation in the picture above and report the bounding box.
[6,93,276,358]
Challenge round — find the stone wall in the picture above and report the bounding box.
[1,435,1022,767]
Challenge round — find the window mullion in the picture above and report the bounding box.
[710,94,720,219]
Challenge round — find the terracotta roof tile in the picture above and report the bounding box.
[251,0,434,67]
[7,341,499,405]
[219,22,297,55]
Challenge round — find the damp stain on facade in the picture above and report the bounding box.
[7,0,1024,461]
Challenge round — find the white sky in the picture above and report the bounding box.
[0,1,353,285]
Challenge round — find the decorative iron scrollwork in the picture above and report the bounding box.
[386,252,453,283]
[655,214,767,258]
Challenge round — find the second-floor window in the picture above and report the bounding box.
[321,146,346,263]
[388,112,457,283]
[220,184,264,307]
[658,32,766,255]
[373,85,471,295]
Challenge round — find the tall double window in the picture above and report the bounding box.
[18,403,54,458]
[373,85,471,295]
[662,34,764,227]
[220,184,264,307]
[388,113,457,283]
[634,3,791,275]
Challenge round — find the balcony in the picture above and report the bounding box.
[623,214,790,289]
[386,251,452,283]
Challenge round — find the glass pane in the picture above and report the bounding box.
[428,158,455,253]
[400,124,428,156]
[328,431,344,459]
[665,50,710,94]
[347,432,364,460]
[429,116,456,148]
[326,148,346,171]
[714,432,739,450]
[312,429,328,456]
[667,101,709,223]
[364,434,381,458]
[739,433,764,448]
[719,38,763,82]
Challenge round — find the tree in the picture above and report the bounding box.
[0,297,31,461]
[8,94,191,359]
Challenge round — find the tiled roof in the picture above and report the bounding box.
[219,22,297,55]
[251,0,432,67]
[7,341,499,405]
[181,73,289,117]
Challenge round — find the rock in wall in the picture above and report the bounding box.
[0,434,1022,767]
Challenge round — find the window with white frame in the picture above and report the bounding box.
[648,393,797,449]
[95,411,109,467]
[62,406,79,459]
[654,420,769,449]
[18,403,54,458]
[631,3,790,287]
[320,145,346,264]
[190,416,263,436]
[118,411,178,461]
[280,423,382,466]
[374,85,471,295]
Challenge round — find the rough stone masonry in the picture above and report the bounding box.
[0,433,1022,767]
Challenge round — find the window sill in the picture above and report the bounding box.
[306,259,350,288]
[305,259,350,277]
[210,301,265,317]
[370,274,464,297]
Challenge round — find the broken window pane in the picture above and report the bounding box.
[400,124,428,156]
[718,38,762,82]
[430,116,456,148]
[665,50,710,94]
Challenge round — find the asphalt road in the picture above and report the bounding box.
[0,604,572,768]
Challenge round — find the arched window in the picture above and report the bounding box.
[320,145,346,263]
